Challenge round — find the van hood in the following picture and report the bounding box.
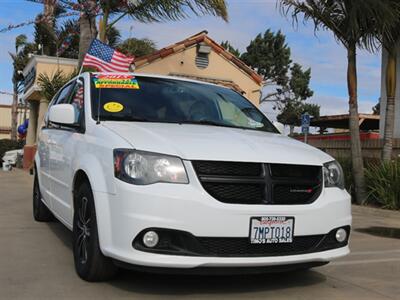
[102,122,333,165]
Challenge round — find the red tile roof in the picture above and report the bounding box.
[135,30,263,85]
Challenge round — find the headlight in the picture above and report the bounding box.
[114,149,188,185]
[323,160,345,189]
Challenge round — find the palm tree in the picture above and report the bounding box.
[280,0,398,204]
[37,70,77,102]
[380,1,400,161]
[78,0,98,66]
[10,35,29,141]
[78,0,228,65]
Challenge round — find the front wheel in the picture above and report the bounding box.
[33,171,53,222]
[73,182,118,282]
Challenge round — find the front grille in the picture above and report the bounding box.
[202,183,264,204]
[198,235,323,257]
[192,161,262,176]
[192,161,322,205]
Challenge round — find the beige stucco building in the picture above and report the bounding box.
[134,31,263,106]
[0,104,29,139]
[22,55,78,168]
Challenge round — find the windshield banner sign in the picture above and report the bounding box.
[93,74,140,89]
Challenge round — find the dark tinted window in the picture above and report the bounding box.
[91,76,278,133]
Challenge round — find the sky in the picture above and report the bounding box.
[0,0,382,120]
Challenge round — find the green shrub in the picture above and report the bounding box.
[0,139,24,167]
[365,159,400,210]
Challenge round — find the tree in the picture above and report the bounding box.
[242,29,291,89]
[34,14,57,56]
[57,20,80,59]
[37,70,77,102]
[288,63,313,100]
[373,101,380,115]
[280,0,399,204]
[106,25,122,48]
[77,0,228,66]
[276,63,316,134]
[117,38,157,57]
[9,35,37,141]
[241,29,314,125]
[221,41,240,57]
[241,29,313,105]
[277,102,320,135]
[379,1,400,161]
[78,0,98,66]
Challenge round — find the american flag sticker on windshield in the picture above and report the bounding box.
[93,74,140,89]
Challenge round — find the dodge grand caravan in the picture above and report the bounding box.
[33,73,351,281]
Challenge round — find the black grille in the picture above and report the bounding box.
[198,235,323,257]
[270,164,320,179]
[192,161,322,205]
[202,183,264,204]
[192,161,262,176]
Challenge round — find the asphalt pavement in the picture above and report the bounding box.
[1,169,400,300]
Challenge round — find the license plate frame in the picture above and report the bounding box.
[249,216,295,244]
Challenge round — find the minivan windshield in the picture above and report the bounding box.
[91,75,279,133]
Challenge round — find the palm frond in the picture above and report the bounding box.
[37,70,76,102]
[122,0,228,23]
[280,0,400,52]
[378,0,400,51]
[15,35,28,52]
[106,25,121,48]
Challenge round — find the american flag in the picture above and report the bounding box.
[73,86,84,108]
[82,39,134,72]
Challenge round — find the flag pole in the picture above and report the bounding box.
[77,64,84,76]
[78,38,96,76]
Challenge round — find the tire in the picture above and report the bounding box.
[33,171,53,222]
[73,181,118,282]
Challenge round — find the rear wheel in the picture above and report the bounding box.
[33,171,53,222]
[73,181,118,282]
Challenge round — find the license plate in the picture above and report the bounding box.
[249,216,294,244]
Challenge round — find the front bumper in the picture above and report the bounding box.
[93,161,352,269]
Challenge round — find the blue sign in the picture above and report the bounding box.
[302,126,309,134]
[301,113,310,127]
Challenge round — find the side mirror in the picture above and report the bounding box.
[48,104,76,125]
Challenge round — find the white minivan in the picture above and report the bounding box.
[34,72,351,281]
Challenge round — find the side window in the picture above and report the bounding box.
[47,80,85,130]
[55,83,74,104]
[44,83,73,128]
[67,80,85,125]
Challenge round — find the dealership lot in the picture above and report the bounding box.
[1,169,400,300]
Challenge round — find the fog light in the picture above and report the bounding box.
[143,231,159,248]
[335,228,347,243]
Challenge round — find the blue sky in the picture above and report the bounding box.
[0,0,381,118]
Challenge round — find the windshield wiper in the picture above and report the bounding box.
[101,115,151,122]
[178,119,240,129]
